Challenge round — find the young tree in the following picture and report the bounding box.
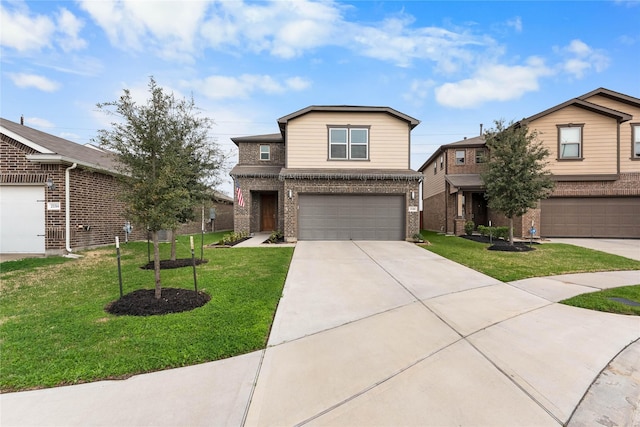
[481,119,555,245]
[95,77,224,298]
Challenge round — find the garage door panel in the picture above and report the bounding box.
[0,186,46,253]
[541,198,640,238]
[298,194,405,240]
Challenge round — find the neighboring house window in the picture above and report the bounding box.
[558,125,583,159]
[433,162,437,175]
[328,126,369,160]
[633,124,640,159]
[475,149,486,164]
[260,145,270,160]
[455,150,465,165]
[440,155,444,170]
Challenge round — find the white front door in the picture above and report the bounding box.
[0,186,46,253]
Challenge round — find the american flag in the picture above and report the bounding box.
[235,181,245,207]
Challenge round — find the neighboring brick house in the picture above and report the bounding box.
[0,117,147,255]
[419,88,640,238]
[176,191,234,235]
[230,106,422,242]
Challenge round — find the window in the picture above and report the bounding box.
[475,149,486,164]
[633,124,640,159]
[328,126,369,160]
[433,162,437,175]
[440,155,444,170]
[455,150,465,165]
[260,145,270,161]
[558,125,582,159]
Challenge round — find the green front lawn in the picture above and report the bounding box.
[561,285,640,315]
[419,231,640,282]
[0,232,293,392]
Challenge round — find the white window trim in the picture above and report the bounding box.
[259,145,270,161]
[455,150,465,165]
[328,126,370,160]
[632,124,640,159]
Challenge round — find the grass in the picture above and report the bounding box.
[419,230,640,282]
[0,232,294,392]
[561,285,640,315]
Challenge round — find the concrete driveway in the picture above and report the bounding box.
[2,241,639,426]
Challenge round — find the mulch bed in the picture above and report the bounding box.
[140,258,208,269]
[105,288,211,316]
[207,237,252,248]
[461,234,538,252]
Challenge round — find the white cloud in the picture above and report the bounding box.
[26,117,55,128]
[0,3,86,53]
[403,79,436,105]
[506,17,522,33]
[184,74,310,100]
[8,73,61,92]
[556,39,610,79]
[434,57,553,108]
[0,3,55,51]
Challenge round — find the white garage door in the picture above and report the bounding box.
[0,186,46,253]
[298,194,405,240]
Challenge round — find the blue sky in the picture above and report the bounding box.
[2,0,639,195]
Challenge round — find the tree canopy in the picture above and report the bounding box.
[481,119,555,244]
[94,77,224,297]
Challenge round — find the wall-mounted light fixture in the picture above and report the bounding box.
[287,189,293,199]
[46,177,57,191]
[410,191,415,200]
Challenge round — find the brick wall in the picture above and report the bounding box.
[551,173,640,197]
[423,191,446,232]
[238,142,285,166]
[175,201,234,235]
[446,147,486,175]
[233,176,284,235]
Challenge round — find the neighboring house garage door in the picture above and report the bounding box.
[540,197,640,238]
[298,194,405,240]
[0,186,46,253]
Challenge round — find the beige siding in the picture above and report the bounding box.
[422,157,445,198]
[529,105,618,176]
[286,112,410,169]
[583,94,640,173]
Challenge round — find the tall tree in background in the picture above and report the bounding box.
[95,77,224,298]
[481,119,555,245]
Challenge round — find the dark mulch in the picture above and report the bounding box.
[105,288,211,316]
[140,258,208,269]
[207,237,252,248]
[461,234,537,252]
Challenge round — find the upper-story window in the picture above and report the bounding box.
[433,162,437,175]
[475,149,486,164]
[260,145,270,160]
[329,126,369,160]
[440,155,444,169]
[558,125,583,159]
[455,150,465,165]
[633,124,640,159]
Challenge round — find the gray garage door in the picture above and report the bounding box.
[298,194,405,240]
[540,197,640,238]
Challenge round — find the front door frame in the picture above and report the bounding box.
[260,192,278,231]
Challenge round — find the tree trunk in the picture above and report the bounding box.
[170,229,177,261]
[152,230,162,299]
[508,217,514,246]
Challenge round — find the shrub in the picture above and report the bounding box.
[464,221,475,236]
[219,231,248,245]
[477,225,489,237]
[495,226,510,240]
[476,225,509,240]
[412,233,425,242]
[267,230,284,244]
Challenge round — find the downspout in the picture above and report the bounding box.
[65,163,77,253]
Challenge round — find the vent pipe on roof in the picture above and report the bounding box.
[20,115,24,125]
[480,123,483,135]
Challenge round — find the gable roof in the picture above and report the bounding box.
[1,117,119,174]
[578,87,640,109]
[230,133,283,146]
[417,135,485,172]
[277,105,420,133]
[522,98,632,124]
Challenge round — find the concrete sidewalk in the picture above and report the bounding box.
[548,238,640,261]
[2,241,639,426]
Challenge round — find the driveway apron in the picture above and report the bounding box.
[245,241,640,426]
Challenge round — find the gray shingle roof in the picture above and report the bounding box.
[1,117,119,173]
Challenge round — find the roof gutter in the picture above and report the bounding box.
[65,163,77,254]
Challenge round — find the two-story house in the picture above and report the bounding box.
[230,106,422,242]
[419,88,640,238]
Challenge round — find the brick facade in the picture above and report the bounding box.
[233,176,285,235]
[1,135,146,254]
